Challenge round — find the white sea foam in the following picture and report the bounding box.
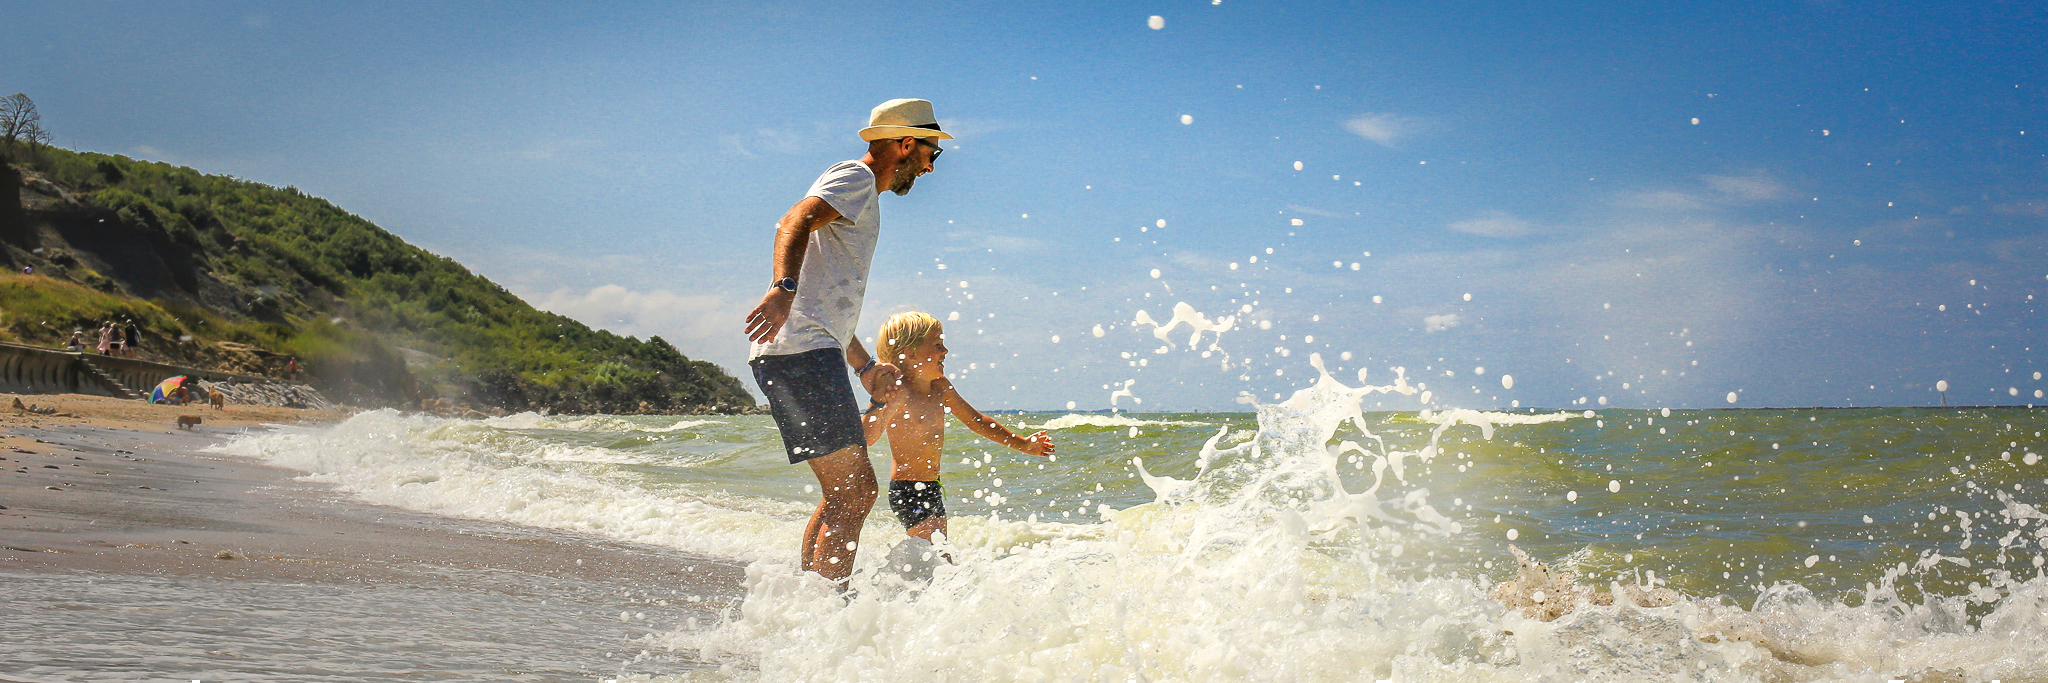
[484,412,724,434]
[1026,413,1210,430]
[208,375,2048,680]
[650,355,2048,681]
[212,410,798,562]
[1423,409,1578,426]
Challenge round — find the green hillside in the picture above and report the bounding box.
[0,144,753,414]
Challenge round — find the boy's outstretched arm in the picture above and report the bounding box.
[935,379,1055,457]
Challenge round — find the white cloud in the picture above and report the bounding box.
[719,127,816,158]
[941,232,1045,253]
[534,284,752,379]
[1423,313,1461,332]
[1993,200,2048,218]
[1285,204,1345,218]
[1617,174,1791,211]
[1616,189,1708,211]
[1447,210,1536,238]
[930,116,1011,139]
[1342,113,1420,147]
[1701,173,1788,202]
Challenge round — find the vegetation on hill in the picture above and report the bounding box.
[1,130,753,414]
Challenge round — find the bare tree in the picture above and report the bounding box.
[1,93,41,147]
[21,121,49,150]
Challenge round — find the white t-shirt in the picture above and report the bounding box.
[749,160,881,360]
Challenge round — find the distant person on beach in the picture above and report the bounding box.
[66,329,84,352]
[123,321,140,359]
[153,384,188,405]
[286,356,298,380]
[742,98,949,585]
[864,312,1053,546]
[97,322,115,356]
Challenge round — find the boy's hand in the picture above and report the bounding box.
[860,361,902,402]
[1019,431,1055,457]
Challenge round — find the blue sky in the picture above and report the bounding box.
[9,1,2046,410]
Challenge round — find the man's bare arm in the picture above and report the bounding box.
[744,197,843,344]
[844,336,901,402]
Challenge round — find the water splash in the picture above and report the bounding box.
[1135,302,1238,368]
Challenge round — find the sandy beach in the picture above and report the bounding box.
[0,394,745,682]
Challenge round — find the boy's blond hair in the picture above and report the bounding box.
[876,311,943,365]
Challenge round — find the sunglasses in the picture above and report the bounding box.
[914,139,943,163]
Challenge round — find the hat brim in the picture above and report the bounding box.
[859,125,955,142]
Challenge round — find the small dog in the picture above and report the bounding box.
[209,390,226,410]
[175,415,202,430]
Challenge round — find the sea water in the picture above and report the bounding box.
[214,363,2048,681]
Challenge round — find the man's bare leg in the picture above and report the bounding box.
[799,506,824,570]
[802,443,877,581]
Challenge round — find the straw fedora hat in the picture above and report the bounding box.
[858,98,955,141]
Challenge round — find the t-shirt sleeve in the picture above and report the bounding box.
[805,162,876,223]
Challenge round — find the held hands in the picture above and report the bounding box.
[743,288,795,344]
[859,361,903,404]
[1018,430,1055,457]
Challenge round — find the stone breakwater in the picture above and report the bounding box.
[198,380,335,411]
[0,341,331,409]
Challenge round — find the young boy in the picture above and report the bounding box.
[865,311,1054,542]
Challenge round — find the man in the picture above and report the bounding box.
[743,98,949,584]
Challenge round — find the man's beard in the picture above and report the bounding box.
[888,163,918,195]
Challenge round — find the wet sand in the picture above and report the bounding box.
[0,394,745,682]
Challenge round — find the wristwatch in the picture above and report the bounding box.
[773,277,798,293]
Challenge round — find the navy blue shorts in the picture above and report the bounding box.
[750,347,864,464]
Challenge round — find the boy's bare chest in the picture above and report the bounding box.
[887,393,950,443]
